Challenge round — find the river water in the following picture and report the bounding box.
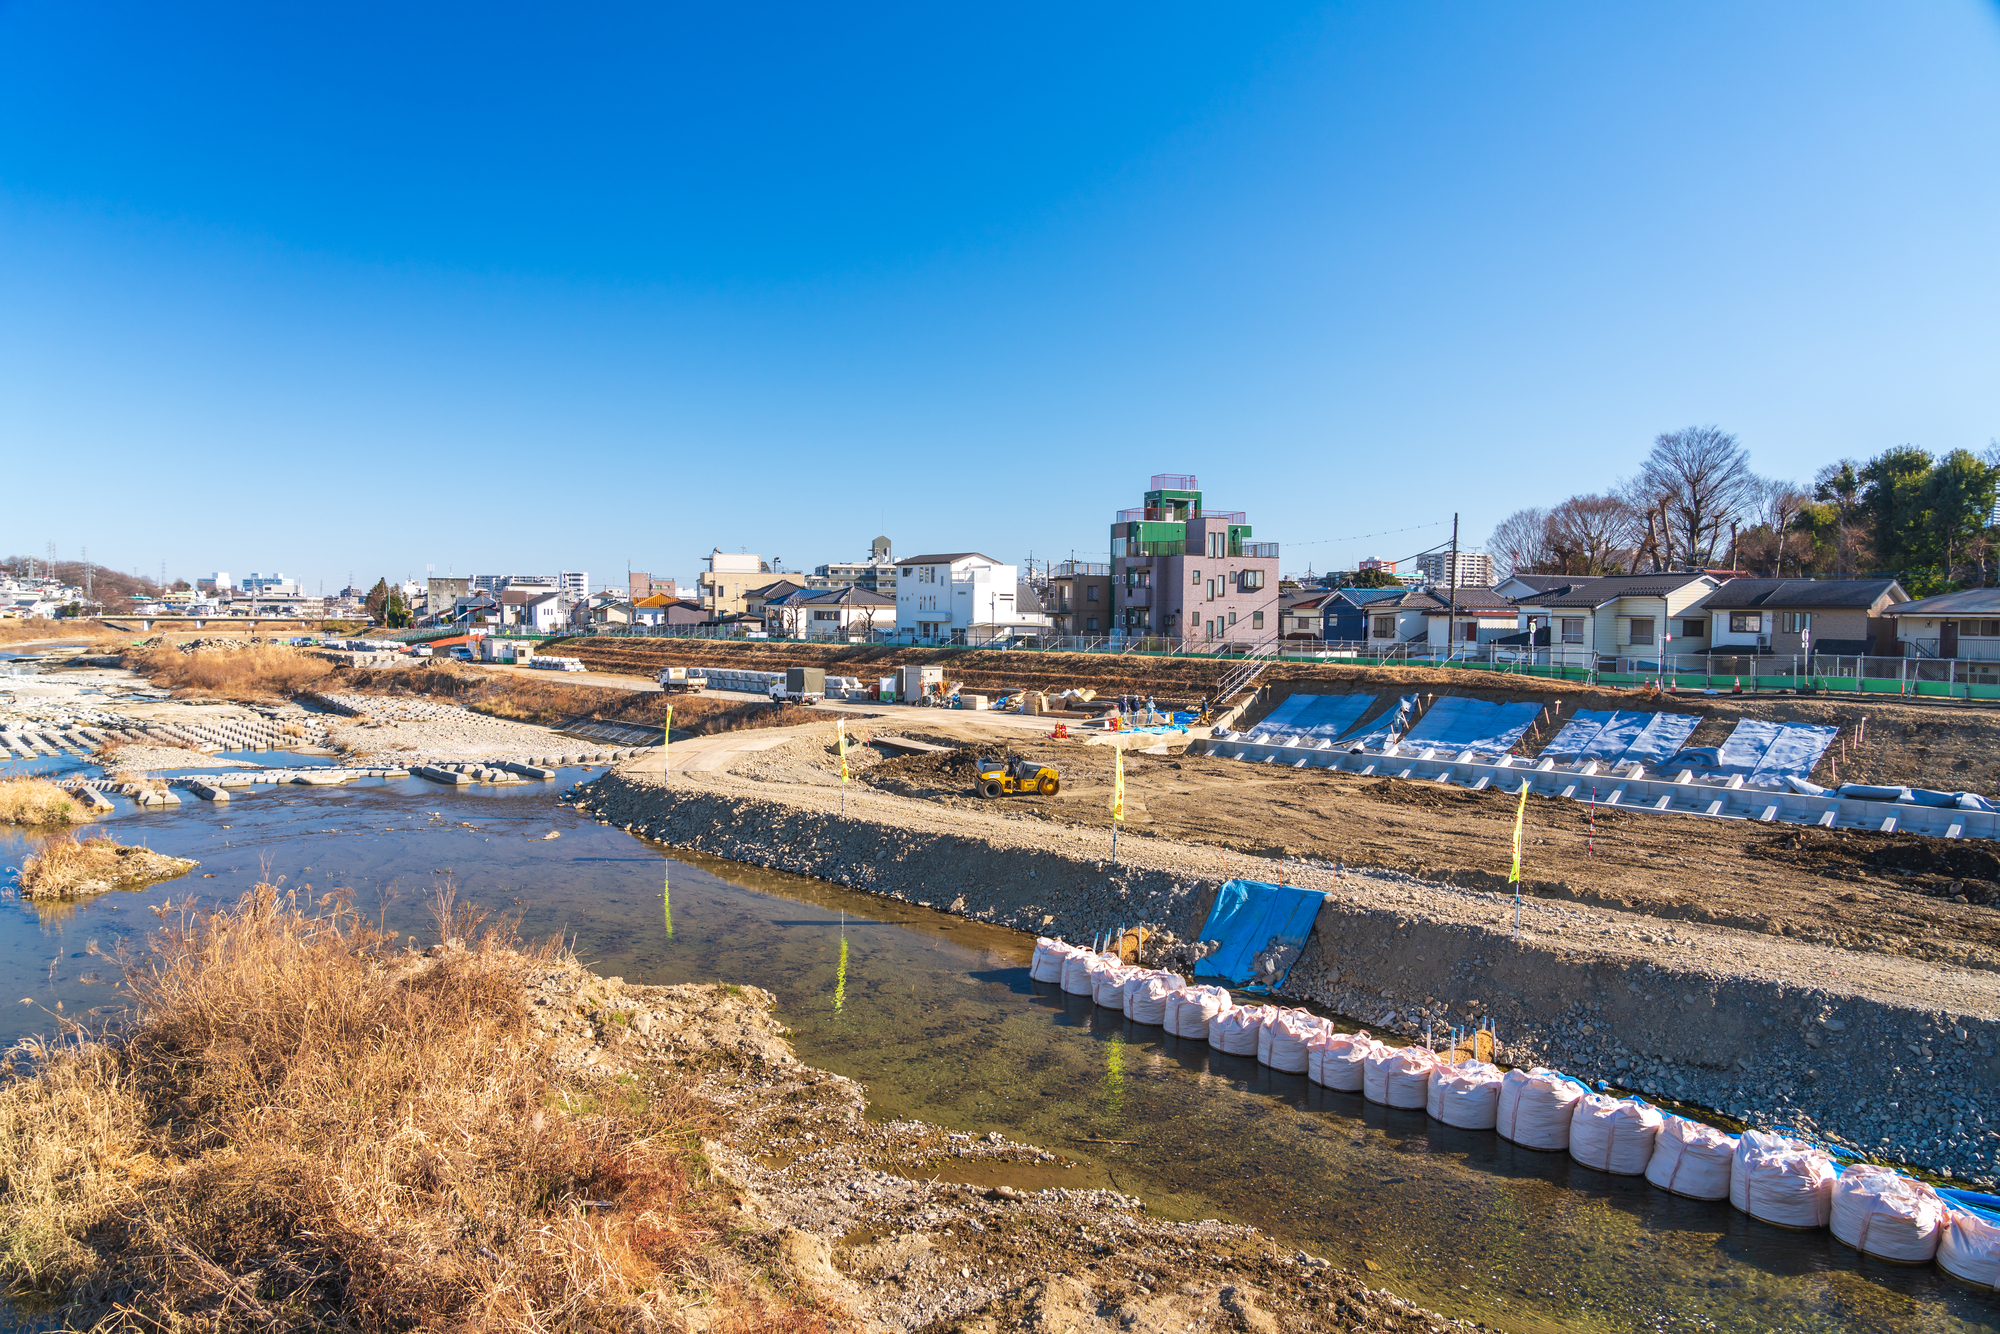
[0,766,1994,1334]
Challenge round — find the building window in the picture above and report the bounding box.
[1240,569,1264,590]
[1191,569,1202,586]
[1206,619,1216,638]
[1228,611,1237,625]
[1729,612,1761,634]
[1252,610,1264,629]
[1086,617,1098,632]
[1372,615,1396,639]
[1973,620,2000,637]
[1560,618,1584,644]
[1137,569,1150,587]
[1779,612,1808,632]
[1629,617,1655,646]
[1681,619,1706,638]
[1087,585,1099,601]
[1207,579,1216,600]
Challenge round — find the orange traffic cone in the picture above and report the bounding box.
[1732,677,1743,695]
[1048,723,1070,740]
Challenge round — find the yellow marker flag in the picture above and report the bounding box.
[837,718,850,783]
[1111,745,1126,823]
[1508,780,1529,883]
[662,704,673,767]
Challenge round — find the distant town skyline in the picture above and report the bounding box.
[5,2,1997,590]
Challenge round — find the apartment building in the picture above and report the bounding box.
[698,549,769,617]
[1107,473,1280,645]
[1041,561,1111,637]
[1415,550,1495,588]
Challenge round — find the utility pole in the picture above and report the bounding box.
[1447,512,1459,663]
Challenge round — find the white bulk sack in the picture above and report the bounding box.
[1426,1061,1504,1129]
[1496,1068,1587,1150]
[1209,1006,1264,1056]
[1261,1011,1322,1074]
[1569,1095,1665,1175]
[1129,975,1182,1026]
[1061,952,1107,996]
[1094,965,1138,1008]
[1168,987,1229,1040]
[1364,1046,1438,1108]
[1645,1116,1738,1200]
[1730,1130,1835,1229]
[1831,1165,1946,1263]
[1030,939,1073,983]
[1939,1206,2000,1289]
[1309,1032,1379,1091]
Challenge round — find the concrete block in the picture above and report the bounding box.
[412,765,473,785]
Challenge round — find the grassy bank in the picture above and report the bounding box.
[0,888,814,1330]
[18,834,195,898]
[125,643,335,701]
[0,777,99,828]
[335,663,821,736]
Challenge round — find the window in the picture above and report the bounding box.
[1087,585,1099,602]
[1136,569,1150,587]
[1629,617,1655,646]
[1372,615,1396,639]
[1681,619,1706,638]
[1191,569,1202,586]
[1206,619,1216,638]
[1253,610,1264,628]
[1729,612,1761,634]
[1228,611,1237,626]
[1207,579,1216,600]
[1973,620,2000,637]
[1239,569,1264,590]
[1560,617,1584,644]
[1086,617,1098,632]
[1779,612,1809,633]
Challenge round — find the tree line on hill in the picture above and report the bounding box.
[1485,426,2000,595]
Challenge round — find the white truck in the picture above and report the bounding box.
[655,666,706,695]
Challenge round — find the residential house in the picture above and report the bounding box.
[584,593,634,628]
[1512,573,1722,666]
[1041,560,1112,638]
[1690,578,1907,659]
[629,594,706,629]
[698,550,769,618]
[893,553,1047,643]
[743,577,809,625]
[1321,586,1406,643]
[1881,588,2000,662]
[1416,587,1522,650]
[1108,473,1280,645]
[1278,590,1333,641]
[1490,573,1579,602]
[776,586,897,641]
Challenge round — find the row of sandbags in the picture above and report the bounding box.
[1030,939,2000,1287]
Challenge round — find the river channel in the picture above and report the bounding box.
[0,761,1995,1334]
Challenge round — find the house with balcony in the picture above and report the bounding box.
[1687,577,1905,660]
[1041,561,1112,637]
[1512,572,1722,667]
[893,553,1047,644]
[1108,473,1280,646]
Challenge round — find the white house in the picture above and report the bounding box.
[770,586,896,641]
[893,553,1048,644]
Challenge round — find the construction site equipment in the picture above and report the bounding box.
[786,666,826,697]
[899,664,944,702]
[974,756,1060,798]
[1047,723,1070,740]
[1646,1117,1739,1200]
[656,666,706,694]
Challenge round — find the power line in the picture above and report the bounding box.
[1270,521,1448,549]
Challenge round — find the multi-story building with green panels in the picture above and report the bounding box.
[1109,473,1280,645]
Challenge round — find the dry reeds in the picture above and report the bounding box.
[0,777,97,827]
[126,644,335,701]
[0,886,797,1330]
[17,834,191,899]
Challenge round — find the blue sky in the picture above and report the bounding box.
[4,1,1998,591]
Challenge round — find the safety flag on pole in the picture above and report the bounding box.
[662,705,673,771]
[1508,779,1528,883]
[1111,745,1126,823]
[837,718,850,783]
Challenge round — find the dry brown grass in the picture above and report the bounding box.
[17,834,192,899]
[0,777,97,827]
[0,619,120,646]
[127,643,336,701]
[0,887,814,1331]
[340,664,822,736]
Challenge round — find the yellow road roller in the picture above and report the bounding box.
[975,756,1060,798]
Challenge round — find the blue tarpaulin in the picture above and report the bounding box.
[1401,696,1544,757]
[1539,709,1702,766]
[1671,719,1838,788]
[1244,693,1376,743]
[1191,879,1327,992]
[1339,693,1419,751]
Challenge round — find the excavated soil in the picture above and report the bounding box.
[834,729,2000,971]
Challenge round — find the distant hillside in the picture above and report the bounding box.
[5,557,166,605]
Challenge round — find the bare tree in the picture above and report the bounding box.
[1637,426,1758,568]
[1547,494,1636,575]
[1487,507,1552,576]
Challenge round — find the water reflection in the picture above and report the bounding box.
[0,777,1987,1334]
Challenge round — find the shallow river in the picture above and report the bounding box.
[0,768,1994,1334]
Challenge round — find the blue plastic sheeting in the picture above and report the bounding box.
[1669,720,1839,788]
[1539,710,1701,766]
[1190,879,1328,992]
[1339,693,1419,751]
[1401,696,1544,757]
[1941,1188,2000,1224]
[1244,693,1375,743]
[1824,783,2000,812]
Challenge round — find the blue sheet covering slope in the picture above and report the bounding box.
[1539,710,1701,766]
[1670,719,1839,787]
[1191,880,1327,992]
[1401,696,1543,757]
[1337,693,1419,751]
[1244,693,1375,743]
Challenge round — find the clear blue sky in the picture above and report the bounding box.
[4,1,1998,591]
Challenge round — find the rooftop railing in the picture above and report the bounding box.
[1233,541,1280,559]
[1149,473,1200,491]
